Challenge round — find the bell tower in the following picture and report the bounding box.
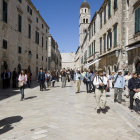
[79,0,90,47]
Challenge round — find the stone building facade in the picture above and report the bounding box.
[61,53,75,70]
[126,0,140,74]
[0,0,61,86]
[75,0,140,74]
[48,34,62,71]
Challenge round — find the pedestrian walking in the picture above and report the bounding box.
[124,72,131,97]
[46,71,51,88]
[18,70,27,101]
[1,70,8,89]
[38,68,45,91]
[114,70,125,103]
[75,70,82,93]
[84,69,93,93]
[12,68,18,88]
[128,72,140,110]
[51,71,57,87]
[61,68,67,88]
[93,69,108,114]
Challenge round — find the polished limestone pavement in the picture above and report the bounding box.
[0,81,140,140]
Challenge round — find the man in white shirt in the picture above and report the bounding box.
[93,69,108,114]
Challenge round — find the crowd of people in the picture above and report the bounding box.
[1,67,140,114]
[74,68,140,114]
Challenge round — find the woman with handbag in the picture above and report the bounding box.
[18,70,27,101]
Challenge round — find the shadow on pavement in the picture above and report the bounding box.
[24,96,37,100]
[0,89,20,101]
[0,116,23,135]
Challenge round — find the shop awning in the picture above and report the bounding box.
[126,43,140,51]
[86,58,101,68]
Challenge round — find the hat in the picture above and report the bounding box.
[118,70,122,73]
[98,68,103,72]
[132,71,137,74]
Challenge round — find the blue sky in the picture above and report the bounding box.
[32,0,104,53]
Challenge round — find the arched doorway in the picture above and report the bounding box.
[136,61,140,74]
[134,56,140,74]
[17,64,21,74]
[1,61,8,72]
[114,65,117,72]
[108,66,111,75]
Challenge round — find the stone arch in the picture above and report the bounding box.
[107,66,111,75]
[113,65,117,72]
[134,56,140,74]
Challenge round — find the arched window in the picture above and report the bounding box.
[86,19,88,23]
[83,19,85,23]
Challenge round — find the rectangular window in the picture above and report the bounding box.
[92,42,94,55]
[104,7,106,24]
[46,40,48,50]
[42,37,44,47]
[3,0,8,23]
[104,34,106,52]
[36,54,38,59]
[94,40,96,57]
[28,24,31,39]
[46,29,48,33]
[135,7,140,34]
[114,0,117,10]
[27,5,30,13]
[18,0,22,3]
[36,17,38,23]
[42,24,44,29]
[107,31,112,49]
[42,56,43,61]
[3,39,7,49]
[84,51,87,62]
[100,37,102,54]
[27,5,32,15]
[30,9,32,15]
[35,31,39,44]
[114,25,117,46]
[100,13,102,28]
[89,45,91,57]
[18,46,22,54]
[91,24,93,36]
[108,0,111,18]
[94,21,96,34]
[18,14,22,32]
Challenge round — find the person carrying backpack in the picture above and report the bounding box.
[93,69,108,114]
[114,70,125,103]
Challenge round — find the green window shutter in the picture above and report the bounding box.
[114,26,117,46]
[139,8,140,32]
[108,0,111,18]
[135,8,140,33]
[135,9,138,33]
[110,32,112,48]
[114,0,117,9]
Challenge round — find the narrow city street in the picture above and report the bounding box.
[0,81,140,140]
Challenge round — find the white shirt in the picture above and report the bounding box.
[93,76,108,88]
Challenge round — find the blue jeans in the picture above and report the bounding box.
[20,86,24,100]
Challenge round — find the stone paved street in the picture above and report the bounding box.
[0,81,140,140]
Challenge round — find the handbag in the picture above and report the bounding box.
[18,81,24,87]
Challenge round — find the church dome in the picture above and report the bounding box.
[80,1,90,9]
